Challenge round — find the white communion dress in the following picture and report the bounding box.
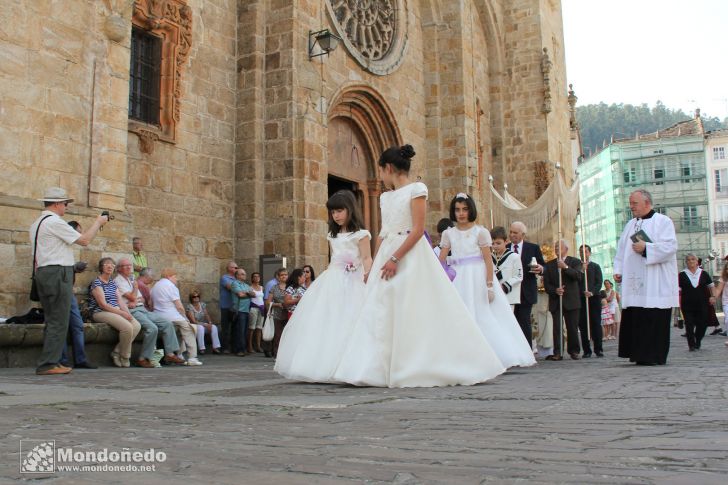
[333,182,506,388]
[442,225,536,368]
[274,229,371,382]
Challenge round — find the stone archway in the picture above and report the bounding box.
[327,84,401,243]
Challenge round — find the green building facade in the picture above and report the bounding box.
[576,118,710,284]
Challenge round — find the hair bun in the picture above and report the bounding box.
[399,144,415,159]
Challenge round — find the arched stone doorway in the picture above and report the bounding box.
[327,85,401,244]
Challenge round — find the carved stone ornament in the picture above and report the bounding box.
[568,83,579,130]
[326,0,408,76]
[129,0,192,144]
[104,14,129,42]
[540,47,552,114]
[137,129,159,154]
[534,160,551,199]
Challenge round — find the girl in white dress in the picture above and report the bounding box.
[439,195,536,368]
[275,190,373,382]
[333,145,505,388]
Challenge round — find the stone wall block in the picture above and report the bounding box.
[95,151,127,182]
[195,256,220,284]
[172,171,195,195]
[107,75,130,109]
[151,167,172,192]
[0,40,27,78]
[197,177,223,201]
[106,42,131,77]
[41,21,84,64]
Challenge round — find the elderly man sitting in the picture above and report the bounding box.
[137,267,154,311]
[114,258,185,367]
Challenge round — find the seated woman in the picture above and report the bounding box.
[87,257,142,368]
[186,290,221,355]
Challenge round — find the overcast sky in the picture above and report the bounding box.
[562,0,728,119]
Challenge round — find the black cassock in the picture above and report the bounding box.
[618,307,672,365]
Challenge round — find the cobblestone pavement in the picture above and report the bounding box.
[1,327,727,484]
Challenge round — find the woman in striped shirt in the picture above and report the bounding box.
[88,257,141,367]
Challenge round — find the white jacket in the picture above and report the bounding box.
[493,250,523,305]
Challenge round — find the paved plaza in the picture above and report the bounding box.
[1,328,727,484]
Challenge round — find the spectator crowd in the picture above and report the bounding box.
[26,186,728,376]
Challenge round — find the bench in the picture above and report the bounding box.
[0,322,147,368]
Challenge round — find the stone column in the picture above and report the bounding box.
[367,180,381,244]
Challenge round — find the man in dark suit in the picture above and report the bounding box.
[543,239,583,360]
[508,221,546,348]
[578,244,603,358]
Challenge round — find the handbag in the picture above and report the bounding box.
[262,302,274,342]
[30,215,53,302]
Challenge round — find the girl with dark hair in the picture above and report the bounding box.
[326,189,365,235]
[333,145,505,388]
[439,194,535,369]
[275,190,373,382]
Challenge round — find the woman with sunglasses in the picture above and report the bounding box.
[186,290,221,355]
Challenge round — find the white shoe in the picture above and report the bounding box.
[185,357,203,366]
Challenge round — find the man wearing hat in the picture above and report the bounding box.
[30,187,108,375]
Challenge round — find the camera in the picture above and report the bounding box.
[101,210,115,220]
[73,261,88,274]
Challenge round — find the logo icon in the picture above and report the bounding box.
[20,440,55,473]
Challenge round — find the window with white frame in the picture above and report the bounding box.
[623,168,636,183]
[717,204,728,221]
[682,163,692,177]
[716,168,728,195]
[714,146,726,160]
[683,206,698,226]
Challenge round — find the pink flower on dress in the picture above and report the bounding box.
[344,262,358,273]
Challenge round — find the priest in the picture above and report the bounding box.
[614,189,679,365]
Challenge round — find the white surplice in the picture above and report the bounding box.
[613,212,679,309]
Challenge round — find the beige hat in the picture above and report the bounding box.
[39,187,74,203]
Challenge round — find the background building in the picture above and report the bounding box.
[0,0,573,317]
[706,129,728,276]
[577,114,709,282]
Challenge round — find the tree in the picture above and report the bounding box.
[576,102,728,155]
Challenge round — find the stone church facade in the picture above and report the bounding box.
[0,0,571,317]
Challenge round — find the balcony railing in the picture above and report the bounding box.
[715,221,728,234]
[675,217,708,233]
